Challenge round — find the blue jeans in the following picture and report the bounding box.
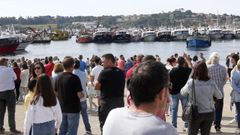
[80,101,91,132]
[170,93,188,128]
[235,102,240,128]
[32,120,55,135]
[214,98,223,129]
[59,113,80,135]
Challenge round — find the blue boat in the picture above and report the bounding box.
[186,36,211,48]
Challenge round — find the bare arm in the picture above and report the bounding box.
[95,81,101,91]
[77,91,84,98]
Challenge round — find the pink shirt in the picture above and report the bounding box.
[117,59,125,71]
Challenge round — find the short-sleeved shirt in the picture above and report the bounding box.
[98,67,125,100]
[55,72,82,113]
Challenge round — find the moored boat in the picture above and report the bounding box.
[93,28,112,43]
[171,29,189,41]
[207,27,223,40]
[222,29,234,40]
[76,34,92,43]
[112,30,131,43]
[141,31,156,42]
[0,36,19,54]
[186,36,211,48]
[234,29,240,39]
[156,30,172,41]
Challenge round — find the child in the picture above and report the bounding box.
[87,76,97,111]
[23,79,37,111]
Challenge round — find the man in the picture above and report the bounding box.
[103,60,177,135]
[79,55,87,72]
[117,55,125,71]
[0,58,21,134]
[126,54,144,80]
[207,52,227,133]
[95,53,125,132]
[73,60,92,135]
[55,56,84,135]
[45,56,55,77]
[169,56,192,130]
[90,57,104,82]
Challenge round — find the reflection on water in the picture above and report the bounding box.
[1,37,240,65]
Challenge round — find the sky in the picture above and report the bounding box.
[1,0,240,17]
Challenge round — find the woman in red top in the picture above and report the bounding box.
[12,62,21,101]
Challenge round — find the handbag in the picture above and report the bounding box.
[182,80,199,122]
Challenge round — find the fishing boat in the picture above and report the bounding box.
[156,30,172,41]
[207,27,223,40]
[234,29,240,39]
[130,30,141,42]
[186,36,211,48]
[15,34,31,51]
[222,29,234,40]
[0,36,19,54]
[76,34,92,43]
[93,28,112,43]
[171,29,189,41]
[112,30,131,43]
[141,31,156,42]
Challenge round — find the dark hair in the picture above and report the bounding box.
[74,60,80,69]
[127,61,168,107]
[48,56,53,62]
[31,74,57,107]
[63,56,74,69]
[22,63,28,70]
[32,62,46,78]
[28,79,37,92]
[102,53,115,64]
[177,56,185,66]
[232,54,240,65]
[192,55,198,62]
[142,55,156,62]
[191,61,210,81]
[13,62,19,68]
[94,57,101,64]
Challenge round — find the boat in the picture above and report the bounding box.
[112,30,131,43]
[222,29,234,40]
[141,31,156,42]
[0,36,19,54]
[207,27,223,40]
[130,30,141,42]
[171,29,189,41]
[186,36,211,48]
[50,30,69,41]
[93,28,112,43]
[234,29,240,39]
[156,30,172,41]
[26,28,51,44]
[15,34,31,51]
[76,34,92,43]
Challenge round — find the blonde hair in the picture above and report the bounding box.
[207,52,219,65]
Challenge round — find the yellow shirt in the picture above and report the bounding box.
[24,91,34,111]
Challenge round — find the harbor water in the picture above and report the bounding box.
[1,36,240,64]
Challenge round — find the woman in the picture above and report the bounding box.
[231,60,240,133]
[24,74,62,135]
[31,62,46,80]
[13,62,21,101]
[181,61,222,135]
[51,63,64,90]
[20,63,29,102]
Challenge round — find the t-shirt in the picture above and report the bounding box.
[91,65,104,82]
[117,59,125,71]
[103,107,178,135]
[45,62,55,77]
[98,67,125,100]
[55,72,82,113]
[169,66,192,95]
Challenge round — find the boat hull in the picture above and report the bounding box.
[222,34,234,40]
[157,35,172,41]
[76,37,92,43]
[0,37,19,54]
[32,40,51,44]
[186,37,211,48]
[93,35,112,43]
[113,35,131,43]
[235,34,240,39]
[142,35,156,42]
[16,41,31,51]
[208,34,223,40]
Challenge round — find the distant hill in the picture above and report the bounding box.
[0,9,240,29]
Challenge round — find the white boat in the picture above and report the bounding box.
[222,29,234,40]
[171,29,189,40]
[235,29,240,39]
[141,31,156,42]
[156,30,172,41]
[207,27,223,40]
[130,29,141,42]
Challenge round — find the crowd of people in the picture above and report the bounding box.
[0,51,240,135]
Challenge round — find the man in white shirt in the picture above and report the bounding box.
[90,57,104,82]
[0,58,21,134]
[103,60,178,135]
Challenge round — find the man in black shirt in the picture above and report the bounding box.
[55,56,83,135]
[169,56,192,130]
[95,53,125,133]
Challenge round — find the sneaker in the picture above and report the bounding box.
[0,128,5,134]
[85,131,93,135]
[182,127,187,132]
[10,129,22,134]
[216,128,222,134]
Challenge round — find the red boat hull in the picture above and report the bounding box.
[77,37,92,43]
[0,37,20,54]
[0,43,19,54]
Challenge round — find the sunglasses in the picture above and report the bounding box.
[34,67,41,70]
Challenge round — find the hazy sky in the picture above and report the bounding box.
[1,0,240,17]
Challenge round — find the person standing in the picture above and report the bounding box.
[207,52,227,133]
[117,55,125,71]
[169,56,192,130]
[95,53,125,133]
[73,60,92,135]
[45,56,55,77]
[20,63,29,102]
[0,58,21,134]
[55,56,84,135]
[12,62,21,102]
[79,55,87,72]
[103,61,178,135]
[24,74,62,135]
[181,61,222,135]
